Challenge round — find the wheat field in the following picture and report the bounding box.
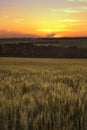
[0,58,87,130]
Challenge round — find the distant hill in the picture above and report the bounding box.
[0,37,87,58]
[0,37,87,48]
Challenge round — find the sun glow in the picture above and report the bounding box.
[0,0,87,37]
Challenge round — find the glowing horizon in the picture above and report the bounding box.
[0,0,87,38]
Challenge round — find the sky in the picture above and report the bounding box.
[0,0,87,38]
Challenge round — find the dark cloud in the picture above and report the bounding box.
[46,32,56,38]
[0,30,38,38]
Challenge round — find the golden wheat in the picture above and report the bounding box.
[0,58,87,130]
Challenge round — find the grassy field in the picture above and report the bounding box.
[0,58,87,130]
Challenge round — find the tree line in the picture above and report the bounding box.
[0,43,87,58]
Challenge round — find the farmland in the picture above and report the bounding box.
[0,58,87,130]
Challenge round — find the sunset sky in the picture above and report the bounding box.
[0,0,87,38]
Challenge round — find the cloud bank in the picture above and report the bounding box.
[0,30,38,38]
[68,0,87,2]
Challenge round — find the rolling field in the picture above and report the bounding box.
[0,58,87,130]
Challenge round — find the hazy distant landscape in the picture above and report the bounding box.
[0,37,87,58]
